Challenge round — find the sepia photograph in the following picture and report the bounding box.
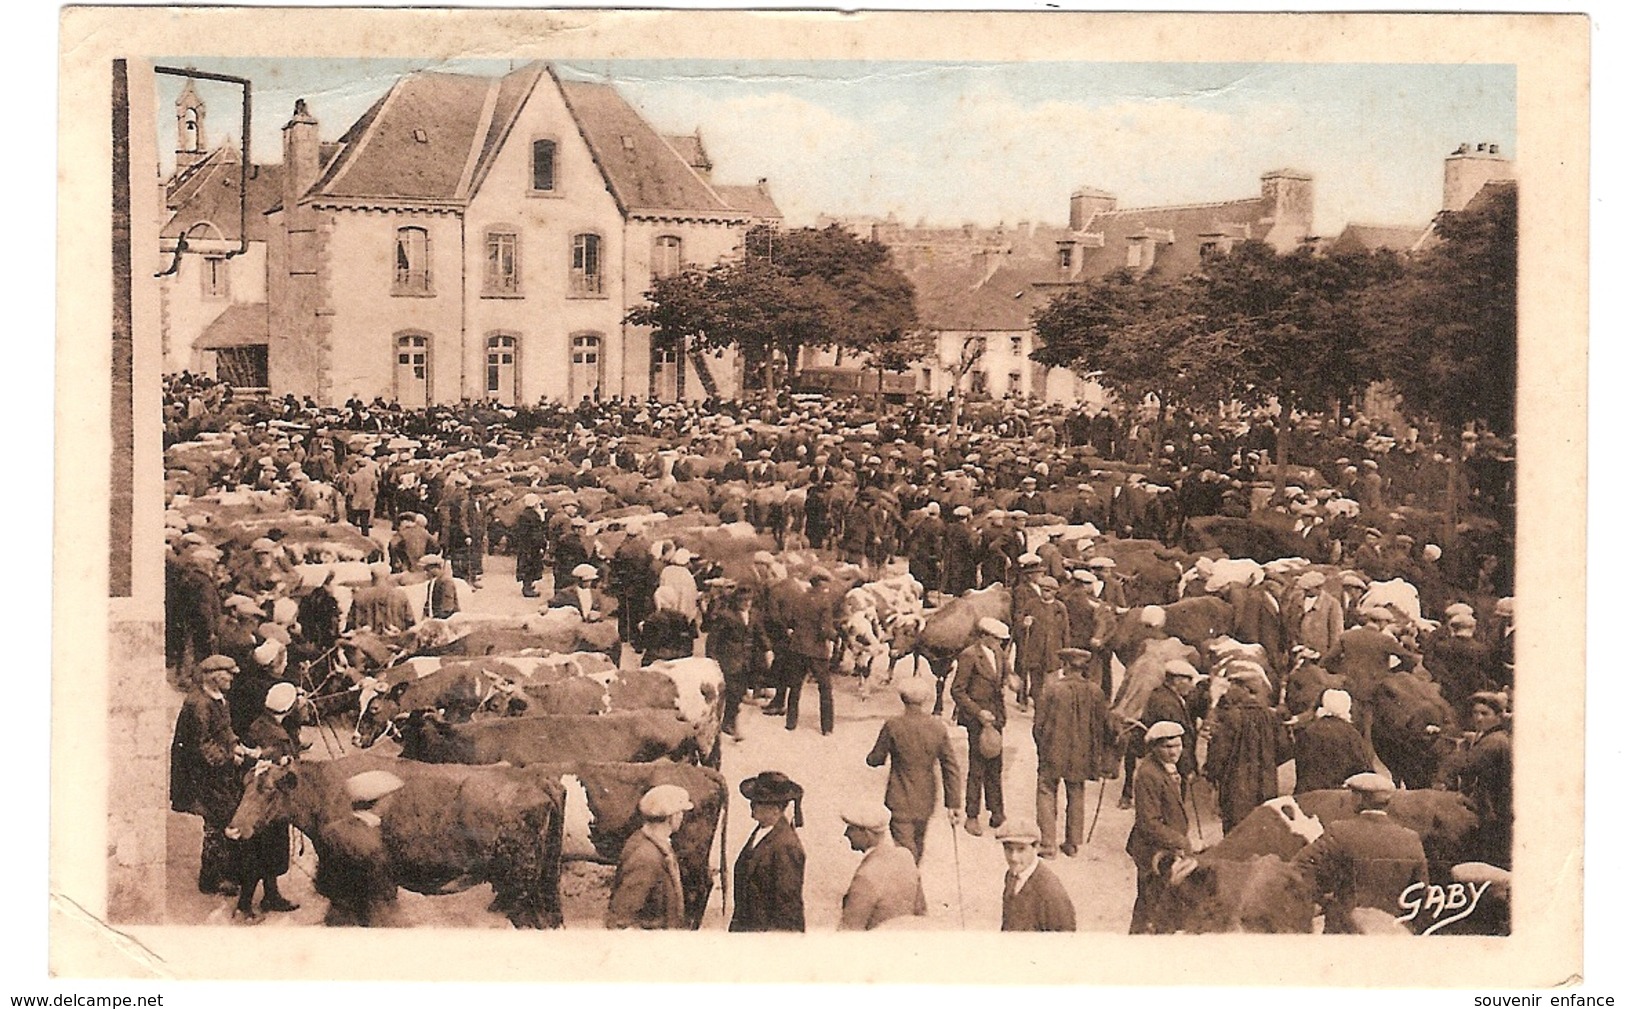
[50,7,1589,988]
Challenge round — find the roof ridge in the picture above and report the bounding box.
[455,77,502,199]
[466,62,548,200]
[1098,196,1262,216]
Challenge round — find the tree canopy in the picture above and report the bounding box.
[1032,190,1514,438]
[626,224,921,393]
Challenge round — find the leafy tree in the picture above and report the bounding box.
[627,225,919,397]
[1366,184,1517,436]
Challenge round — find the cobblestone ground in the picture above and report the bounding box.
[168,524,1237,931]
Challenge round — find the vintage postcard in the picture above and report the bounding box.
[53,7,1587,986]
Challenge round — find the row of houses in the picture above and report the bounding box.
[161,63,1514,408]
[810,142,1513,406]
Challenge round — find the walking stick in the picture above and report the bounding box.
[949,816,967,930]
[1086,775,1108,845]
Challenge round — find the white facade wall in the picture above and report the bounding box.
[464,76,627,404]
[160,240,267,372]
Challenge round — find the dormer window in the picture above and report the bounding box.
[1057,246,1073,269]
[531,139,556,193]
[1125,242,1143,269]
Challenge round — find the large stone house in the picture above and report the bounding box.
[170,63,779,405]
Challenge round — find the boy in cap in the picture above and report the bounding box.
[1126,720,1193,934]
[866,677,965,862]
[606,784,694,930]
[952,617,1014,835]
[996,819,1076,931]
[1291,773,1427,933]
[838,801,927,930]
[234,682,304,920]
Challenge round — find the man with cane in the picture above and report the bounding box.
[866,677,965,861]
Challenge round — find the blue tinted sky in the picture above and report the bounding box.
[156,58,1515,234]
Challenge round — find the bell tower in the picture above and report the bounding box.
[174,76,207,171]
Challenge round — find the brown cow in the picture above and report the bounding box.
[890,584,1012,715]
[225,753,565,928]
[399,710,704,765]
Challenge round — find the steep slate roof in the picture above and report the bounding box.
[163,145,284,243]
[312,70,492,202]
[664,133,711,174]
[557,79,742,219]
[1069,197,1270,281]
[713,183,783,221]
[299,64,747,221]
[1329,222,1427,254]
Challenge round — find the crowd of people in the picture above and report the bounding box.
[163,370,1516,931]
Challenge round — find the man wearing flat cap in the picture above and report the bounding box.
[867,677,965,862]
[1126,720,1193,934]
[1033,647,1114,858]
[783,567,839,735]
[511,494,548,598]
[838,801,926,930]
[1292,773,1428,932]
[731,772,806,932]
[1293,570,1345,657]
[941,505,979,597]
[607,785,694,930]
[1015,574,1070,711]
[952,618,1014,835]
[170,655,256,898]
[1441,692,1512,867]
[996,819,1076,931]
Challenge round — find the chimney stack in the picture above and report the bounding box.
[1069,188,1117,231]
[282,99,320,209]
[1442,140,1513,212]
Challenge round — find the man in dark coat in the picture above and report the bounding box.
[1292,773,1428,933]
[551,518,592,591]
[866,677,965,862]
[1291,689,1370,794]
[168,546,222,672]
[1126,720,1192,934]
[997,819,1077,931]
[730,772,806,932]
[1016,576,1069,709]
[952,618,1012,835]
[1033,648,1114,857]
[421,555,460,619]
[170,655,249,897]
[1427,613,1500,720]
[702,582,769,741]
[511,496,548,597]
[907,502,945,598]
[782,569,839,734]
[606,785,692,930]
[609,529,657,645]
[1442,692,1513,868]
[940,506,979,596]
[1325,607,1420,751]
[1203,667,1291,833]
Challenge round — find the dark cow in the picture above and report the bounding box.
[399,709,704,765]
[1368,672,1460,790]
[1165,855,1317,934]
[543,761,728,929]
[890,584,1012,715]
[1296,787,1478,881]
[224,754,565,928]
[1159,788,1477,932]
[1181,515,1300,563]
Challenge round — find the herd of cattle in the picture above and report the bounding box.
[166,398,1507,934]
